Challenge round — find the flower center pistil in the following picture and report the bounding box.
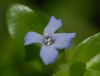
[43,37,54,46]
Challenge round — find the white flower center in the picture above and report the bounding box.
[43,37,54,46]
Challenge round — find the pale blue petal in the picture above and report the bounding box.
[40,45,58,65]
[44,16,62,35]
[24,32,43,45]
[53,33,76,49]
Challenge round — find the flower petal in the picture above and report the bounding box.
[24,32,43,45]
[53,33,76,49]
[44,16,62,35]
[40,45,58,65]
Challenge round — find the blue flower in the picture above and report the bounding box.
[24,16,76,65]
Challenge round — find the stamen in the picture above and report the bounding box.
[43,37,54,46]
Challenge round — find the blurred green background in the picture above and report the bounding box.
[0,0,100,76]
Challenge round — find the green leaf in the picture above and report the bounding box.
[69,61,86,76]
[86,53,100,72]
[53,61,86,76]
[84,69,100,76]
[7,4,48,58]
[71,33,100,63]
[53,69,69,76]
[70,33,100,76]
[52,65,70,76]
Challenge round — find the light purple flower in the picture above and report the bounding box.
[24,16,76,65]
